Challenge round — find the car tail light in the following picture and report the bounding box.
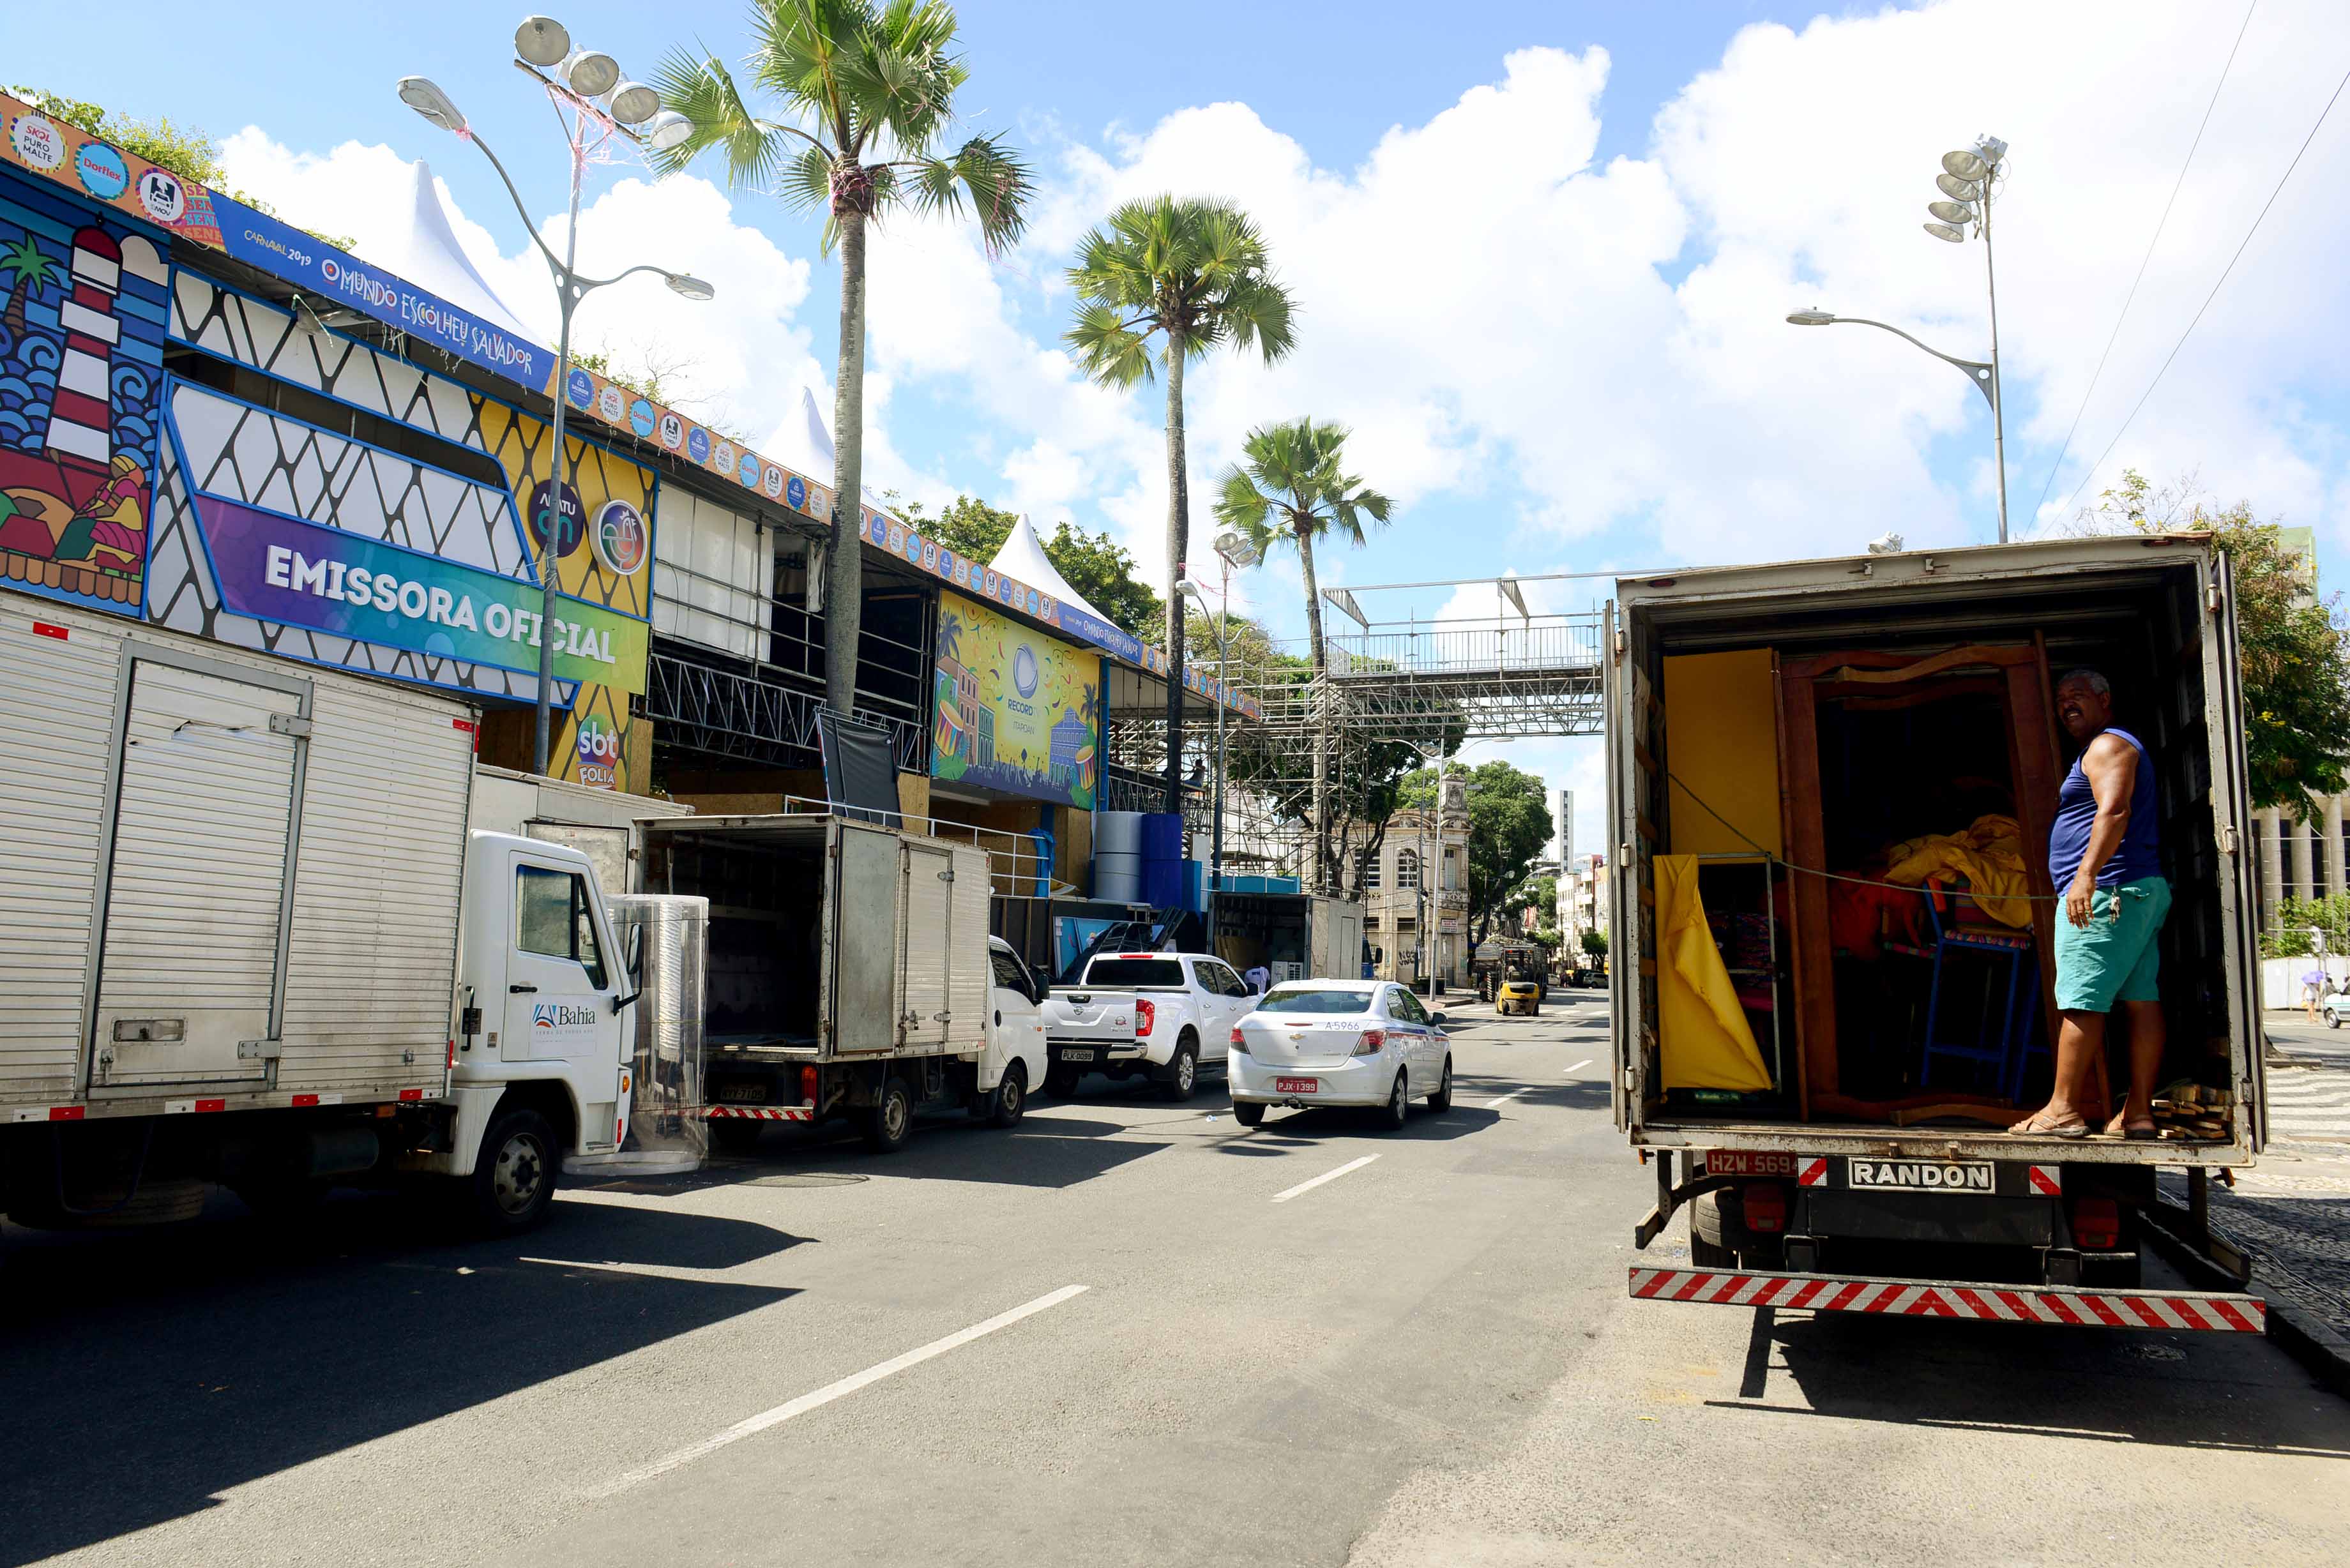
[2071,1196,2120,1249]
[1741,1183,1787,1234]
[1135,999,1155,1037]
[1229,1025,1248,1055]
[801,1066,820,1107]
[1351,1029,1387,1057]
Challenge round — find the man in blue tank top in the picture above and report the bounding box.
[2012,670,2171,1138]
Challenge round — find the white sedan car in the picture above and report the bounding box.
[1227,981,1453,1130]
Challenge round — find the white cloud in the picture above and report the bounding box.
[218,130,826,456]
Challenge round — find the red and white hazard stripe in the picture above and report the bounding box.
[1796,1157,1828,1187]
[1628,1266,2264,1332]
[705,1104,815,1122]
[2027,1163,2063,1195]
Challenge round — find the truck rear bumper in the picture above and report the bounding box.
[705,1103,815,1122]
[1628,1265,2265,1332]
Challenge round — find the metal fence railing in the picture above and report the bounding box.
[1324,614,1605,678]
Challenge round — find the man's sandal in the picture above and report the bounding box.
[2008,1108,2089,1138]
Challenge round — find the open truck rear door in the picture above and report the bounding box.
[2210,548,2266,1152]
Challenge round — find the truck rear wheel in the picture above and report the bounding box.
[1690,1191,1737,1269]
[1232,1100,1266,1127]
[467,1107,557,1233]
[1045,1066,1082,1097]
[864,1076,914,1152]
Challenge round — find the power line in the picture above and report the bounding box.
[2054,42,2350,523]
[2029,1,2258,522]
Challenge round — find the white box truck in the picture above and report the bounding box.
[1,589,635,1234]
[638,813,1044,1151]
[1611,535,2270,1332]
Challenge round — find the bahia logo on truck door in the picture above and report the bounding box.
[532,1002,601,1044]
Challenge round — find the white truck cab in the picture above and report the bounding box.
[402,832,636,1230]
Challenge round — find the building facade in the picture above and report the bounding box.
[1351,775,1470,986]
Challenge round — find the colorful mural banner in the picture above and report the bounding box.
[189,491,650,695]
[0,167,169,616]
[932,590,1100,810]
[863,511,1257,717]
[216,197,554,389]
[2,101,225,249]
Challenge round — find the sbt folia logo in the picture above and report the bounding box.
[575,713,620,788]
[533,1002,600,1030]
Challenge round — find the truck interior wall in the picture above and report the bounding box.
[646,833,824,1045]
[1636,561,2237,1136]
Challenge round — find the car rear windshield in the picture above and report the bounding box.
[1254,988,1374,1015]
[1083,959,1187,990]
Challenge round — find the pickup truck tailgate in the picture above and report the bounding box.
[1044,992,1136,1041]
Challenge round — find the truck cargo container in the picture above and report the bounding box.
[1609,536,2268,1331]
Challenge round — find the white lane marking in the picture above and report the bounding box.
[1271,1154,1381,1204]
[1484,1088,1529,1108]
[1565,1059,1593,1075]
[590,1285,1089,1496]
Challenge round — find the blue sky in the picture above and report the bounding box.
[18,1,2350,851]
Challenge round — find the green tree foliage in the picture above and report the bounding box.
[1399,760,1554,943]
[1065,195,1295,808]
[11,86,355,250]
[890,492,1164,638]
[1581,928,1609,958]
[2082,470,2350,822]
[653,1,1031,716]
[2261,894,2350,958]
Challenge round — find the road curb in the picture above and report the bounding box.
[2143,1205,2350,1400]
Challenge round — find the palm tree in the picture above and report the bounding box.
[1213,417,1391,891]
[1065,196,1295,811]
[655,0,1031,717]
[0,237,63,339]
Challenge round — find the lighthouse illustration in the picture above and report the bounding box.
[0,204,169,610]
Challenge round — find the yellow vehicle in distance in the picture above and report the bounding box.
[1497,979,1542,1016]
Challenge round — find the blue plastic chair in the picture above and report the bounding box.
[1883,875,2045,1100]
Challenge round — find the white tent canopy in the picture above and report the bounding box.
[989,513,1114,626]
[782,386,892,511]
[354,161,538,343]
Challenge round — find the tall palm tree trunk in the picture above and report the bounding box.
[826,207,870,718]
[1162,338,1188,815]
[1298,520,1331,893]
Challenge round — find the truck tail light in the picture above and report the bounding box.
[1351,1029,1387,1056]
[1741,1183,1787,1233]
[446,1036,456,1071]
[801,1066,820,1107]
[1229,1025,1248,1055]
[2071,1196,2120,1249]
[1135,999,1155,1037]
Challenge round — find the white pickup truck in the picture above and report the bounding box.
[1042,952,1259,1101]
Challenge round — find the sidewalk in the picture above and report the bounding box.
[2159,1013,2350,1373]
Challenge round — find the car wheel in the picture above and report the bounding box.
[2331,1012,2342,1030]
[989,1061,1028,1128]
[709,1118,764,1154]
[1232,1099,1266,1127]
[863,1076,914,1153]
[467,1107,557,1233]
[1160,1036,1200,1103]
[1427,1055,1453,1112]
[1377,1071,1409,1131]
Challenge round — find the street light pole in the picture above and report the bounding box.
[397,24,706,776]
[1179,532,1257,958]
[1978,172,2010,545]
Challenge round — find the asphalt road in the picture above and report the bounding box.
[4,990,2346,1567]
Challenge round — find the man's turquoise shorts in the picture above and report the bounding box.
[2052,875,2172,1013]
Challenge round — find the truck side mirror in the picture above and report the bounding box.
[627,926,646,984]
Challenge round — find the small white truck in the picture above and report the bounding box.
[635,814,1047,1150]
[1042,952,1260,1101]
[1,589,636,1235]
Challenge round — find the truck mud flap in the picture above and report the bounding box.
[1628,1265,2265,1332]
[704,1103,815,1123]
